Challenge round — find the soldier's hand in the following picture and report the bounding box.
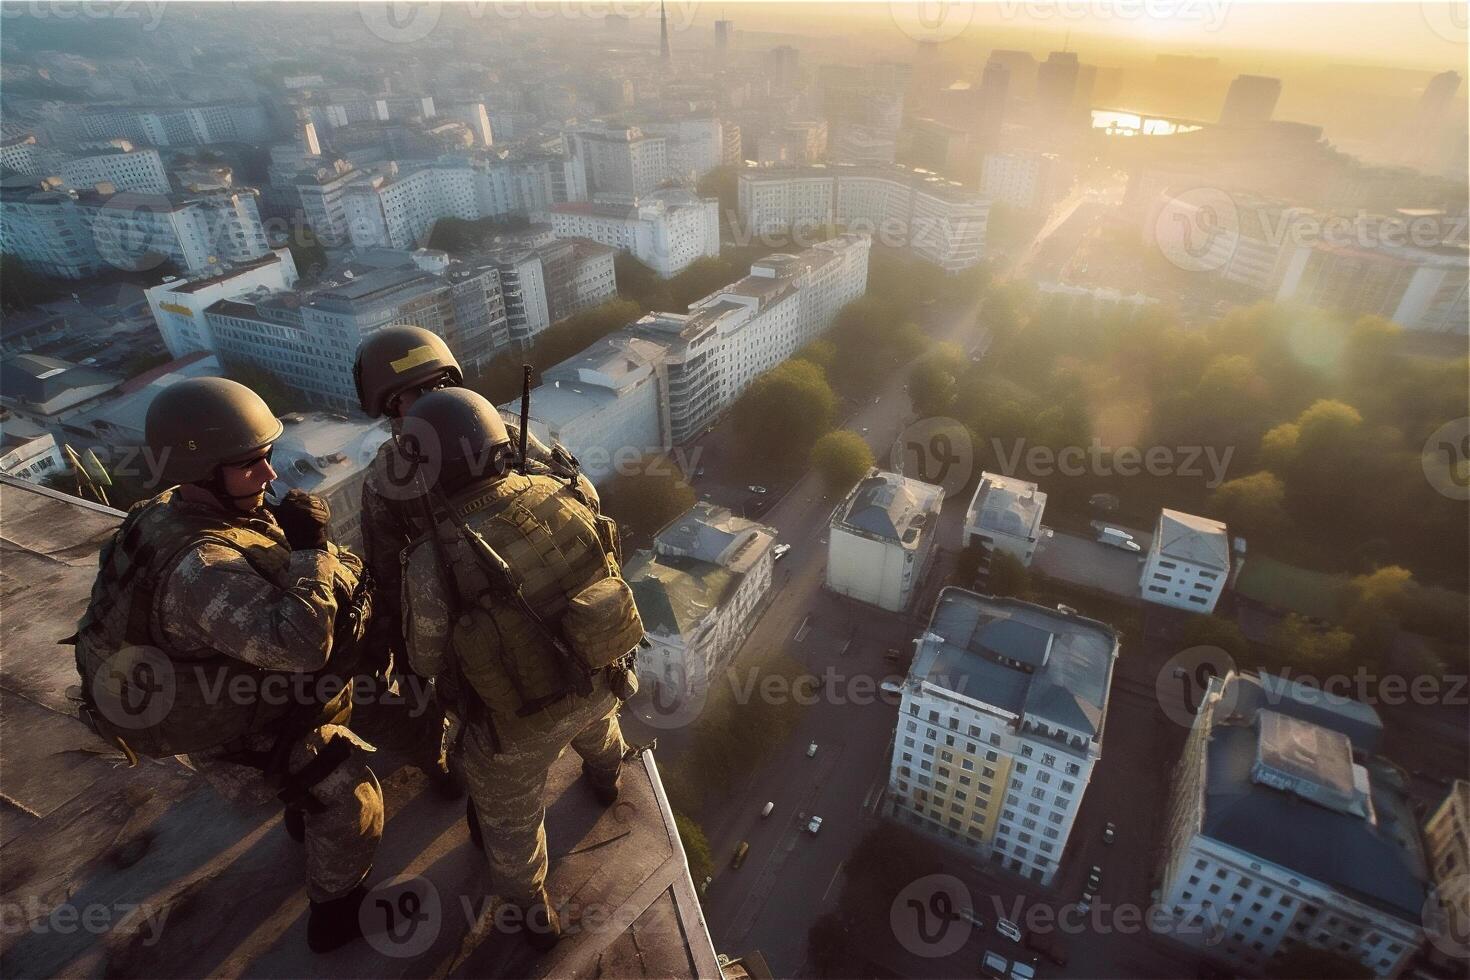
[271,489,331,551]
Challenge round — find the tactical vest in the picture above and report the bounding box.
[426,473,643,719]
[73,490,345,759]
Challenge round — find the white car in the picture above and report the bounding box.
[807,815,823,834]
[996,918,1023,943]
[773,544,792,560]
[1010,962,1036,980]
[981,951,1008,979]
[748,485,768,494]
[807,741,818,757]
[880,679,903,695]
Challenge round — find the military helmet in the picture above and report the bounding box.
[146,377,284,486]
[401,388,512,490]
[353,325,463,418]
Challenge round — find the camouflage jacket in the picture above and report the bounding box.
[156,497,364,674]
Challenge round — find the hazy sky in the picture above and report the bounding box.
[704,2,1467,72]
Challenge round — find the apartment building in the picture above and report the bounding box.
[1139,508,1233,613]
[827,468,944,613]
[981,150,1073,213]
[2,138,170,195]
[546,189,719,278]
[963,472,1048,566]
[145,249,301,358]
[888,589,1119,885]
[269,412,393,550]
[571,125,669,198]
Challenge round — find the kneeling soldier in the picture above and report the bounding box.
[398,388,641,951]
[72,378,383,953]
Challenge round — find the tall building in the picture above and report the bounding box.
[1274,234,1470,334]
[714,19,733,55]
[572,125,669,198]
[1140,508,1234,614]
[909,118,969,173]
[976,59,1010,147]
[67,103,271,147]
[738,165,987,272]
[981,150,1073,212]
[1157,672,1428,977]
[986,50,1038,100]
[827,469,944,613]
[767,46,800,89]
[641,117,724,183]
[1219,74,1282,127]
[887,589,1119,885]
[626,500,776,696]
[546,189,719,278]
[269,412,392,550]
[2,139,171,195]
[659,0,671,63]
[1036,52,1079,124]
[145,250,301,358]
[1425,781,1470,962]
[294,161,370,246]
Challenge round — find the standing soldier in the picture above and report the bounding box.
[398,388,642,950]
[352,326,597,795]
[72,378,382,954]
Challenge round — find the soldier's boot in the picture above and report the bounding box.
[581,762,620,807]
[514,891,562,953]
[466,797,483,851]
[283,806,305,844]
[307,883,368,953]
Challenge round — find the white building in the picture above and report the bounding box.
[1140,508,1231,613]
[625,501,776,696]
[739,164,988,272]
[270,412,393,550]
[888,589,1118,885]
[1275,237,1469,335]
[963,472,1047,566]
[295,162,371,246]
[1157,671,1428,977]
[571,125,669,198]
[145,250,300,358]
[642,118,724,183]
[3,139,171,195]
[546,189,719,278]
[71,103,271,147]
[504,333,672,485]
[1425,780,1470,962]
[826,468,944,613]
[0,416,65,484]
[830,124,897,166]
[981,151,1073,213]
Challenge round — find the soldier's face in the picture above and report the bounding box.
[219,447,277,511]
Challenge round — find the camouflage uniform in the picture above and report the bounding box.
[360,425,600,766]
[401,475,632,907]
[155,501,384,904]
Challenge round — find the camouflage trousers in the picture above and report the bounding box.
[462,680,628,906]
[185,723,384,903]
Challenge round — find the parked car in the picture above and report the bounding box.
[807,815,823,834]
[981,951,1009,979]
[761,801,774,817]
[1010,961,1036,980]
[996,918,1023,943]
[748,485,768,494]
[773,543,792,560]
[1097,527,1140,552]
[807,741,818,757]
[731,841,750,869]
[880,679,903,695]
[1103,822,1116,844]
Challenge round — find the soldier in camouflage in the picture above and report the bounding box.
[352,326,598,796]
[398,388,640,952]
[73,378,383,954]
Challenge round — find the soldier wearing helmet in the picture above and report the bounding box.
[399,389,641,951]
[72,377,383,954]
[353,326,597,796]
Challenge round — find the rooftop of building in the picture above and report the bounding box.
[1154,508,1230,569]
[738,162,983,204]
[0,353,122,413]
[155,252,290,295]
[911,588,1118,743]
[624,551,740,639]
[0,475,719,977]
[653,500,775,574]
[540,333,667,395]
[270,413,392,496]
[832,468,943,547]
[1198,672,1428,920]
[966,471,1047,538]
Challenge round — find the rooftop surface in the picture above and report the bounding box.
[833,469,943,546]
[0,477,718,978]
[1200,673,1428,920]
[1154,508,1230,569]
[967,471,1046,539]
[911,588,1118,742]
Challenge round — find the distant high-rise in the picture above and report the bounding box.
[1420,69,1462,112]
[768,45,800,89]
[986,49,1037,100]
[714,18,733,54]
[659,0,671,63]
[977,59,1010,146]
[1219,74,1281,126]
[1036,51,1079,123]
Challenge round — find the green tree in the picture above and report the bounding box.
[673,811,713,886]
[614,252,672,310]
[950,543,986,589]
[598,463,695,548]
[1210,471,1290,537]
[810,430,873,495]
[909,342,965,416]
[1267,614,1355,674]
[731,360,837,471]
[985,550,1032,600]
[1180,614,1248,662]
[794,339,836,372]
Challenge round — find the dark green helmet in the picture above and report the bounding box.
[353,325,463,418]
[145,377,283,486]
[401,388,512,492]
